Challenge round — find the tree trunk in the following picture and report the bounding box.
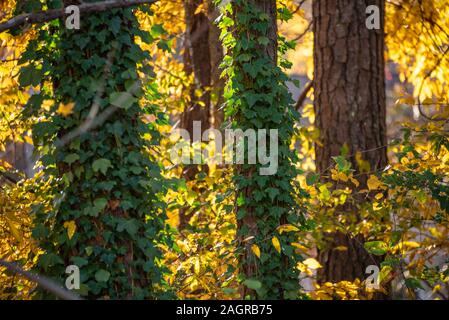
[178,0,224,229]
[313,0,388,285]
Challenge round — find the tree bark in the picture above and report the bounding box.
[178,0,224,229]
[313,0,388,285]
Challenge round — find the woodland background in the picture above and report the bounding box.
[0,0,448,300]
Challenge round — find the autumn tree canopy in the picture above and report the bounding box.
[0,0,448,302]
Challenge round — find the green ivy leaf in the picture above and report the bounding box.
[95,269,111,282]
[109,92,136,110]
[64,154,79,165]
[117,219,139,236]
[243,279,262,290]
[92,158,112,175]
[94,198,108,211]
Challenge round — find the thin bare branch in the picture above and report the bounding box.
[0,0,158,33]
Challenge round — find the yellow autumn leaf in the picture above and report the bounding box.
[375,193,384,200]
[303,258,322,270]
[367,175,383,191]
[5,215,22,243]
[57,102,75,117]
[277,224,299,234]
[272,236,281,254]
[251,244,261,258]
[395,97,415,105]
[350,176,360,187]
[194,3,205,15]
[337,172,349,182]
[24,135,33,145]
[291,242,308,252]
[63,220,76,240]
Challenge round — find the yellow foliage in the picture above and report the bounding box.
[272,236,281,254]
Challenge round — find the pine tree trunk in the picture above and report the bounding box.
[313,0,388,285]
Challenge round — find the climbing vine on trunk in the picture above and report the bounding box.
[217,0,306,299]
[18,1,172,299]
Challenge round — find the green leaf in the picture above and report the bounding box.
[243,279,262,290]
[109,92,136,110]
[150,24,166,37]
[71,256,89,267]
[109,16,121,34]
[19,65,43,87]
[64,153,80,165]
[92,158,112,175]
[306,173,320,186]
[95,269,110,282]
[364,241,388,256]
[94,198,108,211]
[257,36,269,46]
[267,188,280,202]
[332,155,352,172]
[117,219,139,236]
[405,278,424,290]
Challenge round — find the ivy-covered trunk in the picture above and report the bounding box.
[219,0,303,299]
[23,2,171,299]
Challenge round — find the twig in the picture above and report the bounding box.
[0,0,158,33]
[0,259,82,300]
[295,80,313,111]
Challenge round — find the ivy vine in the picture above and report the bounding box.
[218,0,307,299]
[18,0,173,299]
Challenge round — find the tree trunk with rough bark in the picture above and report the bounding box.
[313,0,388,285]
[179,0,224,229]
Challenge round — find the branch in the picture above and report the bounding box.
[0,0,158,33]
[295,80,313,111]
[0,259,82,300]
[0,170,21,184]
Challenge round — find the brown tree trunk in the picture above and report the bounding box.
[179,0,224,228]
[313,0,388,286]
[207,0,225,128]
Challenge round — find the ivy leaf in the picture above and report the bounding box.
[109,92,136,110]
[117,219,139,236]
[19,65,43,87]
[257,36,269,46]
[267,188,280,202]
[243,279,262,290]
[64,153,80,165]
[93,198,108,211]
[109,16,121,34]
[92,158,112,175]
[95,269,110,282]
